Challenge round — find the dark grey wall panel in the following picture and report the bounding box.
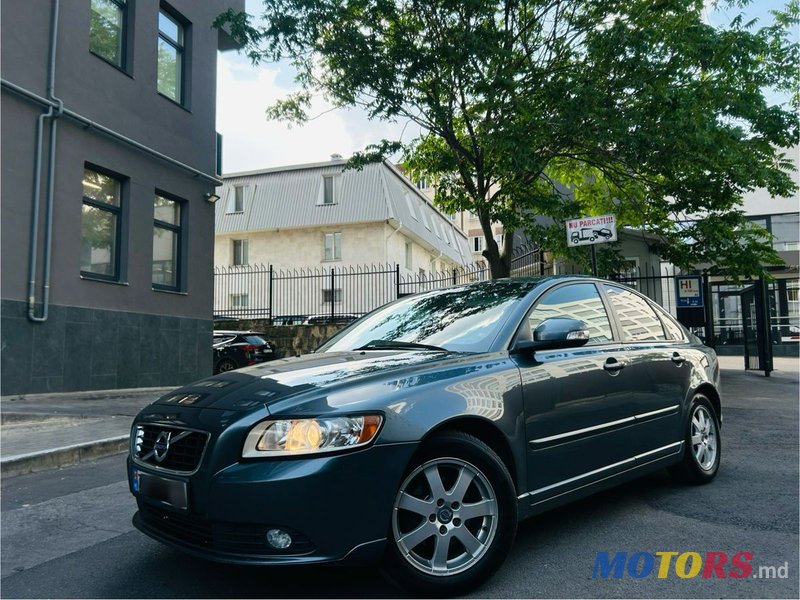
[1,300,213,395]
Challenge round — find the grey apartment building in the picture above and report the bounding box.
[1,0,243,394]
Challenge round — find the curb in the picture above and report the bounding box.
[1,386,174,403]
[1,435,129,478]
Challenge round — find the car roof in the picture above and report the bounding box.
[213,330,266,336]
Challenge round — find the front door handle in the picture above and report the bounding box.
[671,352,686,365]
[603,357,626,373]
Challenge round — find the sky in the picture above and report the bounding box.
[216,0,796,174]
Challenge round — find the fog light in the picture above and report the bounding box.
[266,528,292,549]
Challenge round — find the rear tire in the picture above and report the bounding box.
[383,431,517,596]
[669,394,721,484]
[214,358,237,374]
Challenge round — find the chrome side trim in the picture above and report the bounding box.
[634,440,683,460]
[635,405,679,420]
[529,416,635,445]
[529,405,680,446]
[518,457,635,499]
[518,441,684,500]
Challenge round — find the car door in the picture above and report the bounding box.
[600,284,685,458]
[513,282,639,504]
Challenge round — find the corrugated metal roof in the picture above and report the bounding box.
[216,159,470,264]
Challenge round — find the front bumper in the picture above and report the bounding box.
[129,442,418,566]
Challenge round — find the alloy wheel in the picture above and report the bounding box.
[691,405,717,470]
[392,457,498,576]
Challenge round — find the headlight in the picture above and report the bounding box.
[242,415,383,458]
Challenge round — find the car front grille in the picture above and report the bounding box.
[138,503,315,555]
[132,424,209,474]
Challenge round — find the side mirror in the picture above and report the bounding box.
[513,317,590,353]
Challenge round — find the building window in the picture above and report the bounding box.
[415,176,429,190]
[324,232,342,261]
[230,293,248,308]
[404,192,417,220]
[471,236,484,252]
[81,167,122,280]
[152,194,182,289]
[231,185,245,212]
[323,176,335,205]
[157,6,186,104]
[89,0,127,68]
[405,240,413,269]
[232,239,248,266]
[769,213,800,251]
[322,288,342,303]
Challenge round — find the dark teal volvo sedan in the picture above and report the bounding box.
[129,277,722,595]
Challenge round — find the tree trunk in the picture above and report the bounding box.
[478,211,512,279]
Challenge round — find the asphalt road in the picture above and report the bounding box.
[2,366,798,599]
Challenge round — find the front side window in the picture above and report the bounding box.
[89,0,127,68]
[81,167,122,279]
[324,232,342,261]
[157,7,185,103]
[152,194,181,289]
[603,285,666,341]
[232,239,248,266]
[528,283,613,343]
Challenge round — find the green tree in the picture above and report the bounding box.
[217,0,798,278]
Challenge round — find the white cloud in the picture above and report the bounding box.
[215,53,416,173]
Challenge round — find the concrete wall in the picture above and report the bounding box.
[214,321,347,358]
[1,0,243,394]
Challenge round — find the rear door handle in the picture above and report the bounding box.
[671,352,686,365]
[603,357,626,373]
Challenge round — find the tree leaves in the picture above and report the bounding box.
[217,0,799,278]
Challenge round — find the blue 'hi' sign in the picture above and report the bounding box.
[676,275,703,308]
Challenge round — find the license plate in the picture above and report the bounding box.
[131,467,188,510]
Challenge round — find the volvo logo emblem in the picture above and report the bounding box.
[153,431,172,463]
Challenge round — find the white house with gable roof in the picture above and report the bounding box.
[215,156,471,273]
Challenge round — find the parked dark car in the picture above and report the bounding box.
[130,277,721,595]
[304,313,360,325]
[212,331,275,373]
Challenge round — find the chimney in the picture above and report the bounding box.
[330,153,343,161]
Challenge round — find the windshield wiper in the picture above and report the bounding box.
[354,340,448,352]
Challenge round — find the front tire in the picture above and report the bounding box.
[383,431,517,596]
[669,395,721,484]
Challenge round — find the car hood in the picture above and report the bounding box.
[154,350,461,411]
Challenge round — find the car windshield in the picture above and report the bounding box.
[318,280,539,353]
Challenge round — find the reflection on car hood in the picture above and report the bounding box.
[155,350,458,411]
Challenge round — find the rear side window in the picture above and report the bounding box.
[603,285,666,342]
[656,310,686,341]
[528,283,613,343]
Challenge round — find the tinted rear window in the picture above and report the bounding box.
[243,335,268,345]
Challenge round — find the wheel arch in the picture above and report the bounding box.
[421,416,520,493]
[694,383,722,427]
